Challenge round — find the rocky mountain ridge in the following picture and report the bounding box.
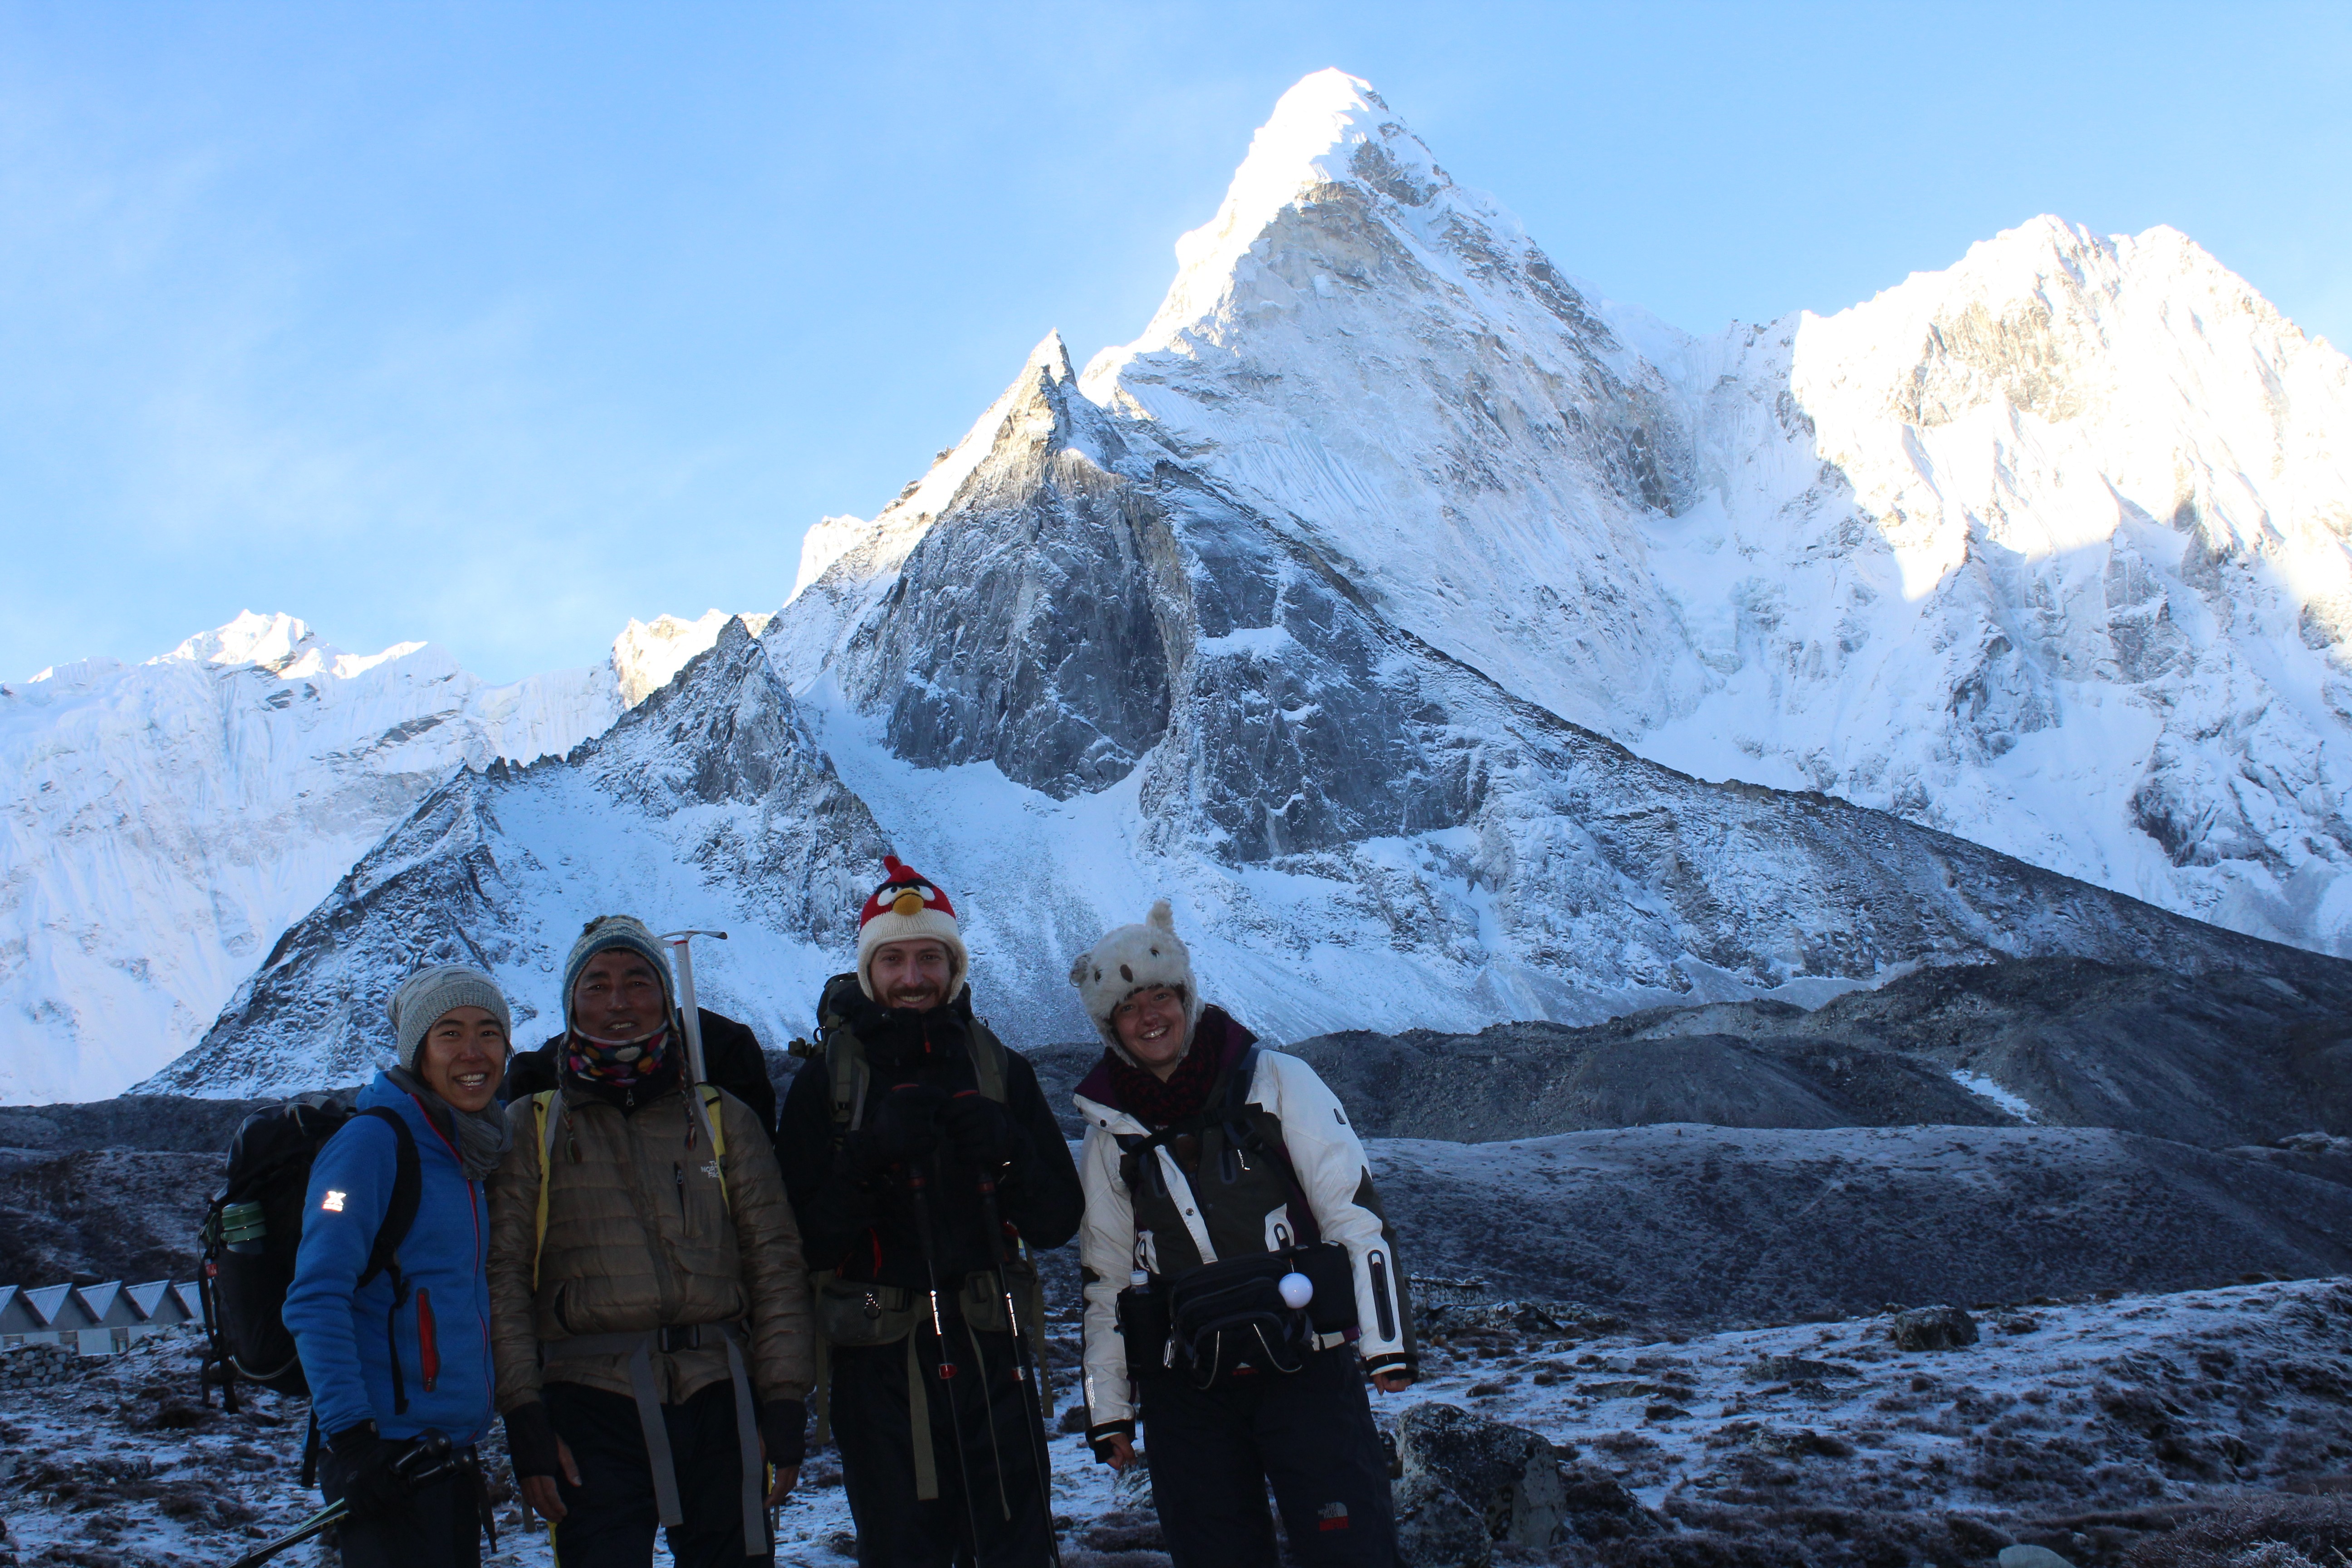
[145,617,888,1096]
[0,608,760,1102]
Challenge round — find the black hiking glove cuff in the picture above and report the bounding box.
[1087,1419,1135,1463]
[327,1418,380,1457]
[760,1399,808,1468]
[327,1421,412,1521]
[503,1401,563,1479]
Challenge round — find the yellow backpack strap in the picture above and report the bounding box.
[530,1090,559,1292]
[699,1083,732,1213]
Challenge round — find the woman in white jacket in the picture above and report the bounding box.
[1069,902,1413,1568]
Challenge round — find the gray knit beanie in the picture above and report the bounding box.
[562,915,676,1033]
[387,965,514,1071]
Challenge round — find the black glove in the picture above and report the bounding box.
[502,1401,563,1480]
[328,1421,417,1521]
[940,1089,1019,1171]
[852,1083,947,1172]
[760,1398,809,1469]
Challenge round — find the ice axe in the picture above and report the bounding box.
[224,1431,456,1567]
[659,928,728,1086]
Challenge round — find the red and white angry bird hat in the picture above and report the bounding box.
[856,855,968,1001]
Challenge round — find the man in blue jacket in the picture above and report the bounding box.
[284,964,515,1567]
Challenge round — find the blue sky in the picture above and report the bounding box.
[3,1,2347,686]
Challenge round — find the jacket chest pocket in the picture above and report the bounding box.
[670,1157,726,1241]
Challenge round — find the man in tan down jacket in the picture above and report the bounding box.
[488,915,813,1568]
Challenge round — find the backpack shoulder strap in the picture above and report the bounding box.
[1224,1046,1261,1112]
[353,1107,420,1291]
[813,972,892,1133]
[824,1029,871,1132]
[698,1083,733,1215]
[966,1018,1010,1104]
[1224,1048,1324,1248]
[531,1090,560,1293]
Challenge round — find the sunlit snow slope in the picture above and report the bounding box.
[1646,218,2352,955]
[0,610,746,1102]
[1077,69,2352,959]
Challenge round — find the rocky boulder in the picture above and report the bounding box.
[1890,1304,1981,1350]
[1393,1401,1568,1563]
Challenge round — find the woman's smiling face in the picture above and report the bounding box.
[417,1006,508,1113]
[1112,985,1189,1079]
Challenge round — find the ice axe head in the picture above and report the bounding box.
[394,1430,457,1488]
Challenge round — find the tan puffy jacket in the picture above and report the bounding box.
[487,1081,814,1412]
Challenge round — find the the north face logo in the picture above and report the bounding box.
[1318,1501,1350,1531]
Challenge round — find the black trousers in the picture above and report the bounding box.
[1139,1347,1397,1568]
[543,1378,772,1568]
[319,1446,483,1568]
[831,1316,1054,1567]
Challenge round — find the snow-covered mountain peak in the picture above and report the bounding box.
[160,609,318,671]
[611,609,775,707]
[0,607,745,1102]
[1075,71,1699,739]
[1646,214,2352,956]
[149,612,892,1096]
[1123,69,1453,349]
[769,330,1107,689]
[1773,213,2352,603]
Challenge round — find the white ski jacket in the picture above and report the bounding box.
[1073,1046,1410,1430]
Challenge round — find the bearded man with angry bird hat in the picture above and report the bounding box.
[777,858,1085,1567]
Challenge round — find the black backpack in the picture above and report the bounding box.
[197,1096,420,1415]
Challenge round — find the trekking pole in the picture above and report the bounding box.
[907,1155,987,1552]
[975,1170,1065,1568]
[660,928,729,1086]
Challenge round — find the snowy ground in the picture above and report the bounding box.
[5,1278,2347,1566]
[1398,1278,2352,1561]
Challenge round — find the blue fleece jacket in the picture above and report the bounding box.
[283,1073,495,1445]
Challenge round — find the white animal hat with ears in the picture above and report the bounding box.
[1068,900,1205,1058]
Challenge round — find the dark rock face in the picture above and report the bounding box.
[1374,1124,2352,1329]
[1137,468,1485,861]
[1287,1019,2008,1143]
[835,349,1178,799]
[1286,958,2352,1149]
[0,1096,273,1154]
[0,1148,220,1284]
[1798,959,2352,1147]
